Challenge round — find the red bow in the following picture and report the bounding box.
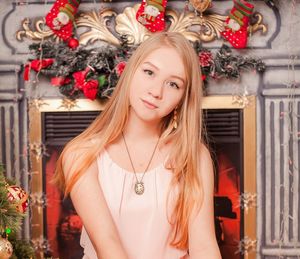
[24,59,54,81]
[72,67,99,100]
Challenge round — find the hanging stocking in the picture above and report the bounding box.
[221,0,254,49]
[46,0,81,44]
[136,0,167,33]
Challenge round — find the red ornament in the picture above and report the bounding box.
[6,185,29,213]
[68,38,79,49]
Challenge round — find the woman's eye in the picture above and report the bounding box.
[143,69,154,76]
[168,81,179,89]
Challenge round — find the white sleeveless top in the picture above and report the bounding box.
[80,149,187,259]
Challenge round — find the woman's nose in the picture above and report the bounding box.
[148,81,163,99]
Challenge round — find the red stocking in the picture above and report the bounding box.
[136,0,167,33]
[221,0,254,49]
[46,0,81,42]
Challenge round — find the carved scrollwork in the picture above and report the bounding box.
[115,4,152,45]
[16,18,58,42]
[167,10,226,42]
[248,12,268,35]
[76,9,120,46]
[16,5,267,46]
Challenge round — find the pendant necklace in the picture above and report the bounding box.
[122,132,160,195]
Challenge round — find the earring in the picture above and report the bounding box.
[172,107,178,129]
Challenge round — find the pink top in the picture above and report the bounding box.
[80,149,187,259]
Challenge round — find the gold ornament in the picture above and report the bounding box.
[29,98,49,110]
[189,0,212,13]
[0,237,13,259]
[58,98,79,111]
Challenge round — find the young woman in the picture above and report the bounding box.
[54,32,221,259]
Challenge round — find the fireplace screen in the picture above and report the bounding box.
[29,96,256,259]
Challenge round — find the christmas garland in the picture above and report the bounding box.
[25,40,265,100]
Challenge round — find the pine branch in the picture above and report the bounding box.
[0,165,24,234]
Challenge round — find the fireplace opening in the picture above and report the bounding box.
[40,107,244,259]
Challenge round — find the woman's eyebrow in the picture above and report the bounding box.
[142,61,159,70]
[142,62,185,83]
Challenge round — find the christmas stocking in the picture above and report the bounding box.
[46,0,81,42]
[221,0,254,49]
[136,0,167,33]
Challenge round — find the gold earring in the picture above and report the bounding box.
[173,107,178,129]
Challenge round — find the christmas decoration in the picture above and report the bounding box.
[0,237,13,259]
[25,39,265,100]
[6,185,29,213]
[45,0,81,44]
[189,0,212,13]
[0,165,34,259]
[194,42,265,86]
[68,38,79,49]
[136,0,167,32]
[8,234,36,259]
[26,39,132,100]
[23,59,54,81]
[221,0,254,48]
[0,167,24,235]
[72,67,99,100]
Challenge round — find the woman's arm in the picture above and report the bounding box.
[63,151,128,259]
[188,145,222,259]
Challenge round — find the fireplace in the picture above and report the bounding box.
[29,96,256,259]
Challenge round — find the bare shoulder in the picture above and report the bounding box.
[199,143,213,170]
[199,143,212,161]
[198,143,214,186]
[61,146,98,185]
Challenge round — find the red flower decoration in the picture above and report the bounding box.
[73,69,89,90]
[72,67,99,100]
[115,61,126,76]
[82,80,99,100]
[199,51,213,67]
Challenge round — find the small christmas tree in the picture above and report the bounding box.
[0,164,35,259]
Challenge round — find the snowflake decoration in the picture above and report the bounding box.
[236,236,257,255]
[237,192,257,213]
[29,98,49,110]
[58,98,79,111]
[29,142,49,160]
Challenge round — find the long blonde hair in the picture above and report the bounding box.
[53,32,204,250]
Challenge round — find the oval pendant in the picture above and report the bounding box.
[134,182,145,195]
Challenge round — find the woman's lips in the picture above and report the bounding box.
[141,99,158,109]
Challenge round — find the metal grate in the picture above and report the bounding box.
[203,109,241,142]
[43,111,100,145]
[43,109,241,145]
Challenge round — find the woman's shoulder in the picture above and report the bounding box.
[62,144,99,182]
[199,143,212,162]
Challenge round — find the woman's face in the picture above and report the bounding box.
[129,47,187,124]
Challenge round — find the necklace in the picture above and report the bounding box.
[122,132,160,195]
